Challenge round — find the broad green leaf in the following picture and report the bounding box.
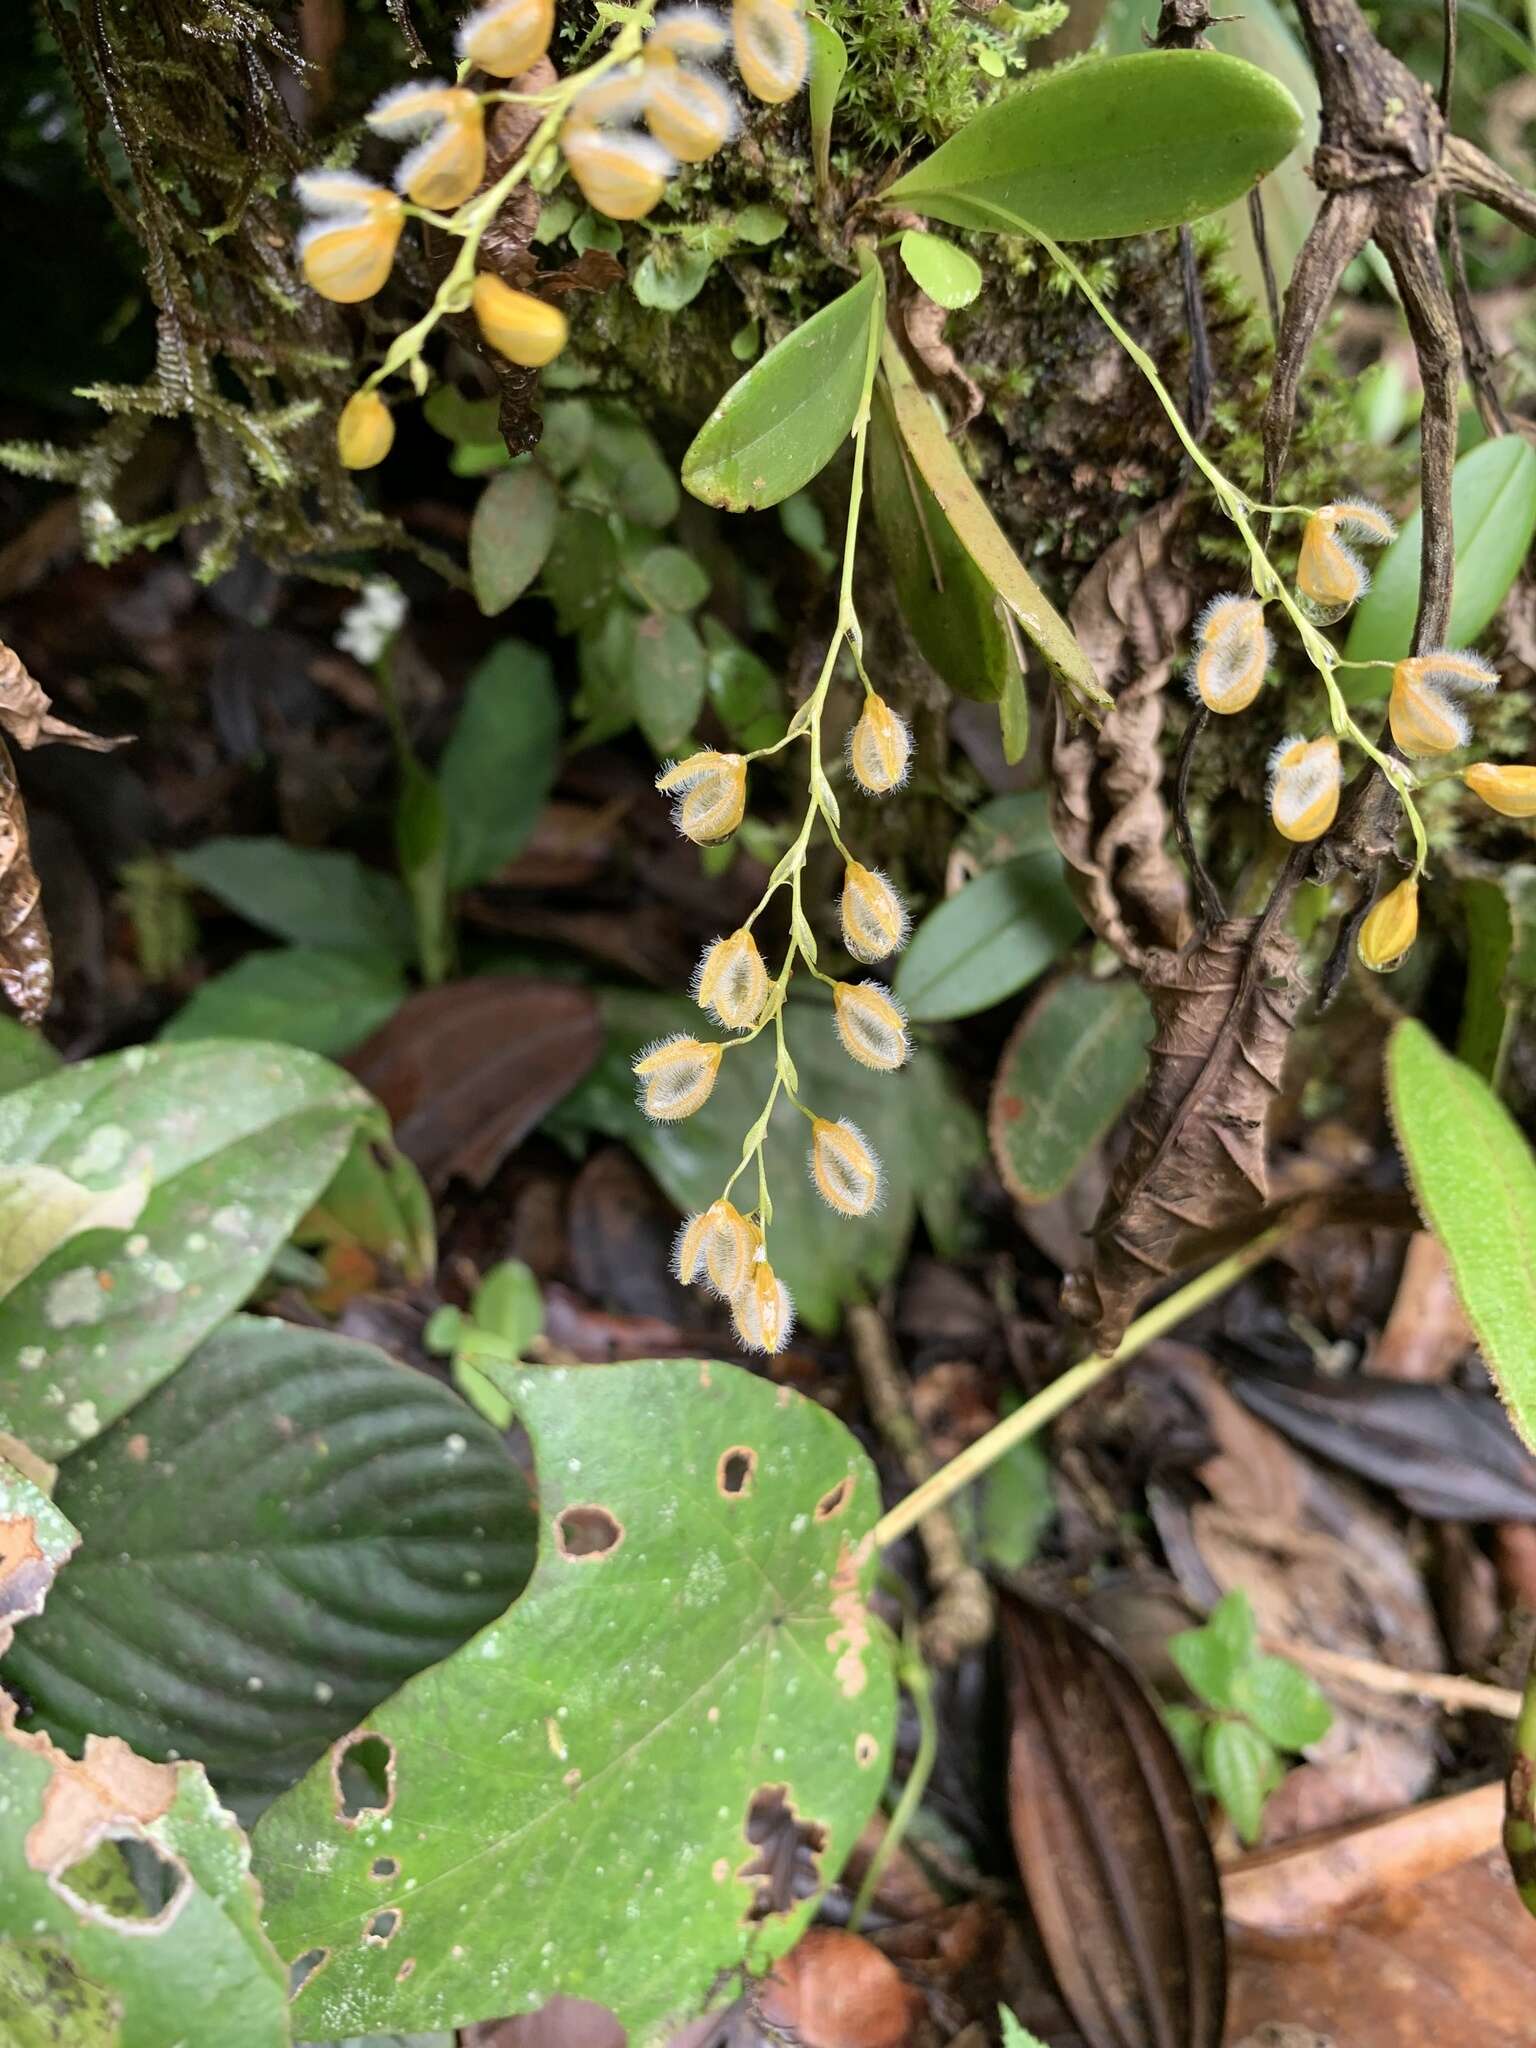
[869,384,1021,706]
[683,266,884,511]
[544,509,621,633]
[439,640,562,889]
[807,13,847,190]
[473,1258,544,1353]
[731,204,788,247]
[626,544,711,614]
[160,946,405,1057]
[632,610,708,755]
[4,1316,535,1812]
[631,243,715,311]
[579,410,679,528]
[955,790,1058,871]
[0,1940,118,2048]
[469,462,559,617]
[0,1728,289,2047]
[1169,1619,1242,1713]
[894,854,1083,1023]
[296,1126,436,1283]
[0,1041,375,1458]
[879,333,1106,716]
[1162,1703,1208,1783]
[1231,1655,1332,1752]
[570,209,621,255]
[0,1451,77,1641]
[0,1163,148,1299]
[886,51,1303,239]
[1387,1018,1536,1452]
[253,1358,896,2040]
[898,230,983,310]
[989,972,1152,1201]
[539,398,595,478]
[174,839,413,961]
[1344,437,1536,678]
[702,620,788,750]
[553,992,984,1332]
[0,1016,60,1094]
[1203,1718,1279,1846]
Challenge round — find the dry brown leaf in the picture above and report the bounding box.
[901,291,984,430]
[1365,1231,1474,1382]
[0,641,127,755]
[755,1928,921,2048]
[0,735,52,1025]
[1050,495,1192,973]
[1065,920,1304,1348]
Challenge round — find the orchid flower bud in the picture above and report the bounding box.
[1267,734,1342,844]
[644,66,737,162]
[471,275,569,367]
[562,79,674,219]
[656,751,747,844]
[1464,762,1536,818]
[457,0,554,77]
[832,981,909,1072]
[848,694,912,796]
[733,0,809,102]
[840,862,908,964]
[294,172,405,303]
[730,1256,794,1353]
[632,1034,723,1120]
[694,928,769,1030]
[673,1198,758,1296]
[1189,595,1271,715]
[367,82,487,210]
[646,8,733,62]
[1389,650,1498,757]
[1296,499,1396,623]
[1357,877,1418,973]
[336,389,395,470]
[809,1117,882,1217]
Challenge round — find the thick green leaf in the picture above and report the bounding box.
[898,230,982,310]
[553,992,984,1333]
[632,610,708,755]
[439,640,562,889]
[174,840,413,961]
[1345,437,1536,678]
[1387,1018,1536,1452]
[253,1358,896,2040]
[160,946,405,1056]
[0,1016,60,1094]
[869,385,1021,706]
[895,854,1083,1023]
[682,267,883,511]
[879,333,1105,715]
[1170,1625,1242,1713]
[0,1729,288,2048]
[886,51,1302,239]
[469,463,559,617]
[4,1316,535,1811]
[1231,1655,1332,1752]
[1202,1717,1277,1846]
[807,13,847,190]
[0,1164,148,1300]
[989,972,1152,1201]
[1459,876,1517,1086]
[0,1041,375,1458]
[977,1428,1053,1573]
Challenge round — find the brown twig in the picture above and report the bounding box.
[1258,1634,1521,1718]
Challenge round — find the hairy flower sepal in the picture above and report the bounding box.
[1296,500,1396,623]
[810,1117,882,1217]
[840,862,908,964]
[730,1257,794,1354]
[1389,651,1498,757]
[694,929,770,1030]
[472,276,569,367]
[832,981,909,1072]
[733,0,809,103]
[1358,877,1419,974]
[336,390,394,470]
[367,82,488,211]
[632,1034,723,1120]
[1190,595,1271,715]
[562,78,675,220]
[673,1199,759,1297]
[1268,734,1341,844]
[656,750,747,844]
[1465,763,1536,818]
[458,0,555,76]
[294,173,405,303]
[848,694,912,796]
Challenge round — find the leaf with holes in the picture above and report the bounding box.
[2,1316,535,1812]
[0,1041,377,1458]
[989,972,1152,1203]
[1387,1018,1536,1454]
[252,1357,896,2039]
[0,1715,289,2048]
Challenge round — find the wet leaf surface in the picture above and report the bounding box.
[253,1358,896,2040]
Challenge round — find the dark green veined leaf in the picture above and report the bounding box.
[0,1040,376,1457]
[3,1316,535,1812]
[252,1357,896,2040]
[0,1015,60,1094]
[174,839,413,962]
[1231,1655,1332,1752]
[439,639,562,889]
[898,230,982,309]
[895,854,1084,1023]
[1388,1020,1536,1453]
[988,971,1152,1202]
[886,51,1303,239]
[869,383,1021,706]
[632,610,708,755]
[879,333,1106,716]
[1345,437,1536,678]
[160,946,405,1057]
[469,461,559,617]
[682,267,883,511]
[807,13,847,191]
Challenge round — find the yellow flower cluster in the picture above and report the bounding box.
[297,0,810,468]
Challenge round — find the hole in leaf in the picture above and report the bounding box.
[363,1908,401,1947]
[370,1855,400,1881]
[738,1785,827,1921]
[330,1732,396,1825]
[717,1447,757,1498]
[52,1834,189,1932]
[814,1477,852,1522]
[854,1732,879,1768]
[289,1947,330,1995]
[554,1504,623,1560]
[396,1956,417,1983]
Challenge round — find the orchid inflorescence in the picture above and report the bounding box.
[294,0,809,470]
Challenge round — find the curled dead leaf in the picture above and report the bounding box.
[1,737,52,1025]
[901,292,984,431]
[754,1928,920,2048]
